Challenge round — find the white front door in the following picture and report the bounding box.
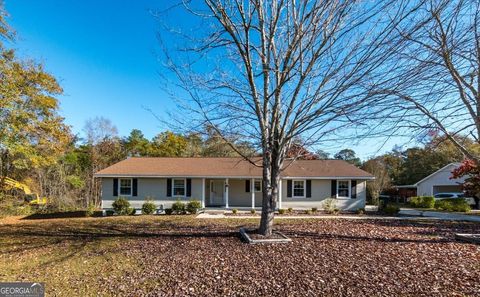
[210,180,225,206]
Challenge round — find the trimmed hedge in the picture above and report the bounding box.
[169,200,202,214]
[383,204,400,215]
[186,200,202,214]
[409,196,435,208]
[434,198,471,212]
[171,200,186,214]
[112,197,133,215]
[142,200,157,215]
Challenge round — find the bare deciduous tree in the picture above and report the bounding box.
[370,0,480,163]
[159,0,415,235]
[362,158,391,205]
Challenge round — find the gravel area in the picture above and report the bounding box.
[0,216,479,296]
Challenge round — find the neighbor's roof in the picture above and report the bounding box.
[94,157,374,179]
[413,162,461,186]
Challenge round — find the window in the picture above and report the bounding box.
[173,179,186,197]
[254,180,262,192]
[337,180,350,198]
[119,178,132,196]
[293,180,305,198]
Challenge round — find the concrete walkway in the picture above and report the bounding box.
[399,208,480,222]
[197,209,480,222]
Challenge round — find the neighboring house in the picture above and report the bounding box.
[414,163,467,196]
[94,157,374,211]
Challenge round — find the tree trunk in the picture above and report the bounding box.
[259,151,281,236]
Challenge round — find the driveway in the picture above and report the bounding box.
[400,208,480,222]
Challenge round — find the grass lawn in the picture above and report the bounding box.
[0,216,479,296]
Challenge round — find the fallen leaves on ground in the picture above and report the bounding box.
[0,216,479,296]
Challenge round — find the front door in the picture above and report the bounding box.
[210,180,225,206]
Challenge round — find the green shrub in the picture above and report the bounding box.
[278,208,286,215]
[0,199,33,217]
[142,199,157,215]
[85,203,96,217]
[287,207,293,213]
[112,197,132,215]
[164,208,173,215]
[305,209,312,215]
[409,196,421,207]
[129,208,137,215]
[383,204,400,215]
[323,198,337,214]
[356,208,365,215]
[105,210,114,216]
[409,196,434,208]
[186,200,202,214]
[250,209,256,214]
[232,208,238,214]
[420,196,435,208]
[171,200,186,214]
[434,198,471,212]
[311,207,318,213]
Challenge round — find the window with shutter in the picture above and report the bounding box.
[113,178,118,196]
[351,180,357,199]
[119,178,132,196]
[337,180,351,199]
[292,180,305,198]
[254,180,262,192]
[287,180,292,197]
[172,179,186,197]
[245,180,250,192]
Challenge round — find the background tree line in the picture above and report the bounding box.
[302,135,479,205]
[2,115,256,209]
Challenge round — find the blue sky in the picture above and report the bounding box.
[5,0,172,137]
[4,0,412,159]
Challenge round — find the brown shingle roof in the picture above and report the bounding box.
[95,157,374,179]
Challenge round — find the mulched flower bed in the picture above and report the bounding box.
[225,212,261,216]
[247,231,285,240]
[0,216,479,296]
[225,210,372,216]
[240,227,292,244]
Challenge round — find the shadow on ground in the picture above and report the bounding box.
[22,211,104,219]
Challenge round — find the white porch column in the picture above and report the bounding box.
[278,179,282,209]
[251,178,255,209]
[201,178,206,208]
[225,178,229,208]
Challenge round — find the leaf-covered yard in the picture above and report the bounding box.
[0,216,479,296]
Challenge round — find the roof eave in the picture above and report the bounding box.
[94,174,375,180]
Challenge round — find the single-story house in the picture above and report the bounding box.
[94,157,374,211]
[414,163,466,196]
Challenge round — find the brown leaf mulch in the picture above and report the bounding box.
[0,216,479,296]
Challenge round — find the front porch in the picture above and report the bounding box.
[200,178,283,209]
